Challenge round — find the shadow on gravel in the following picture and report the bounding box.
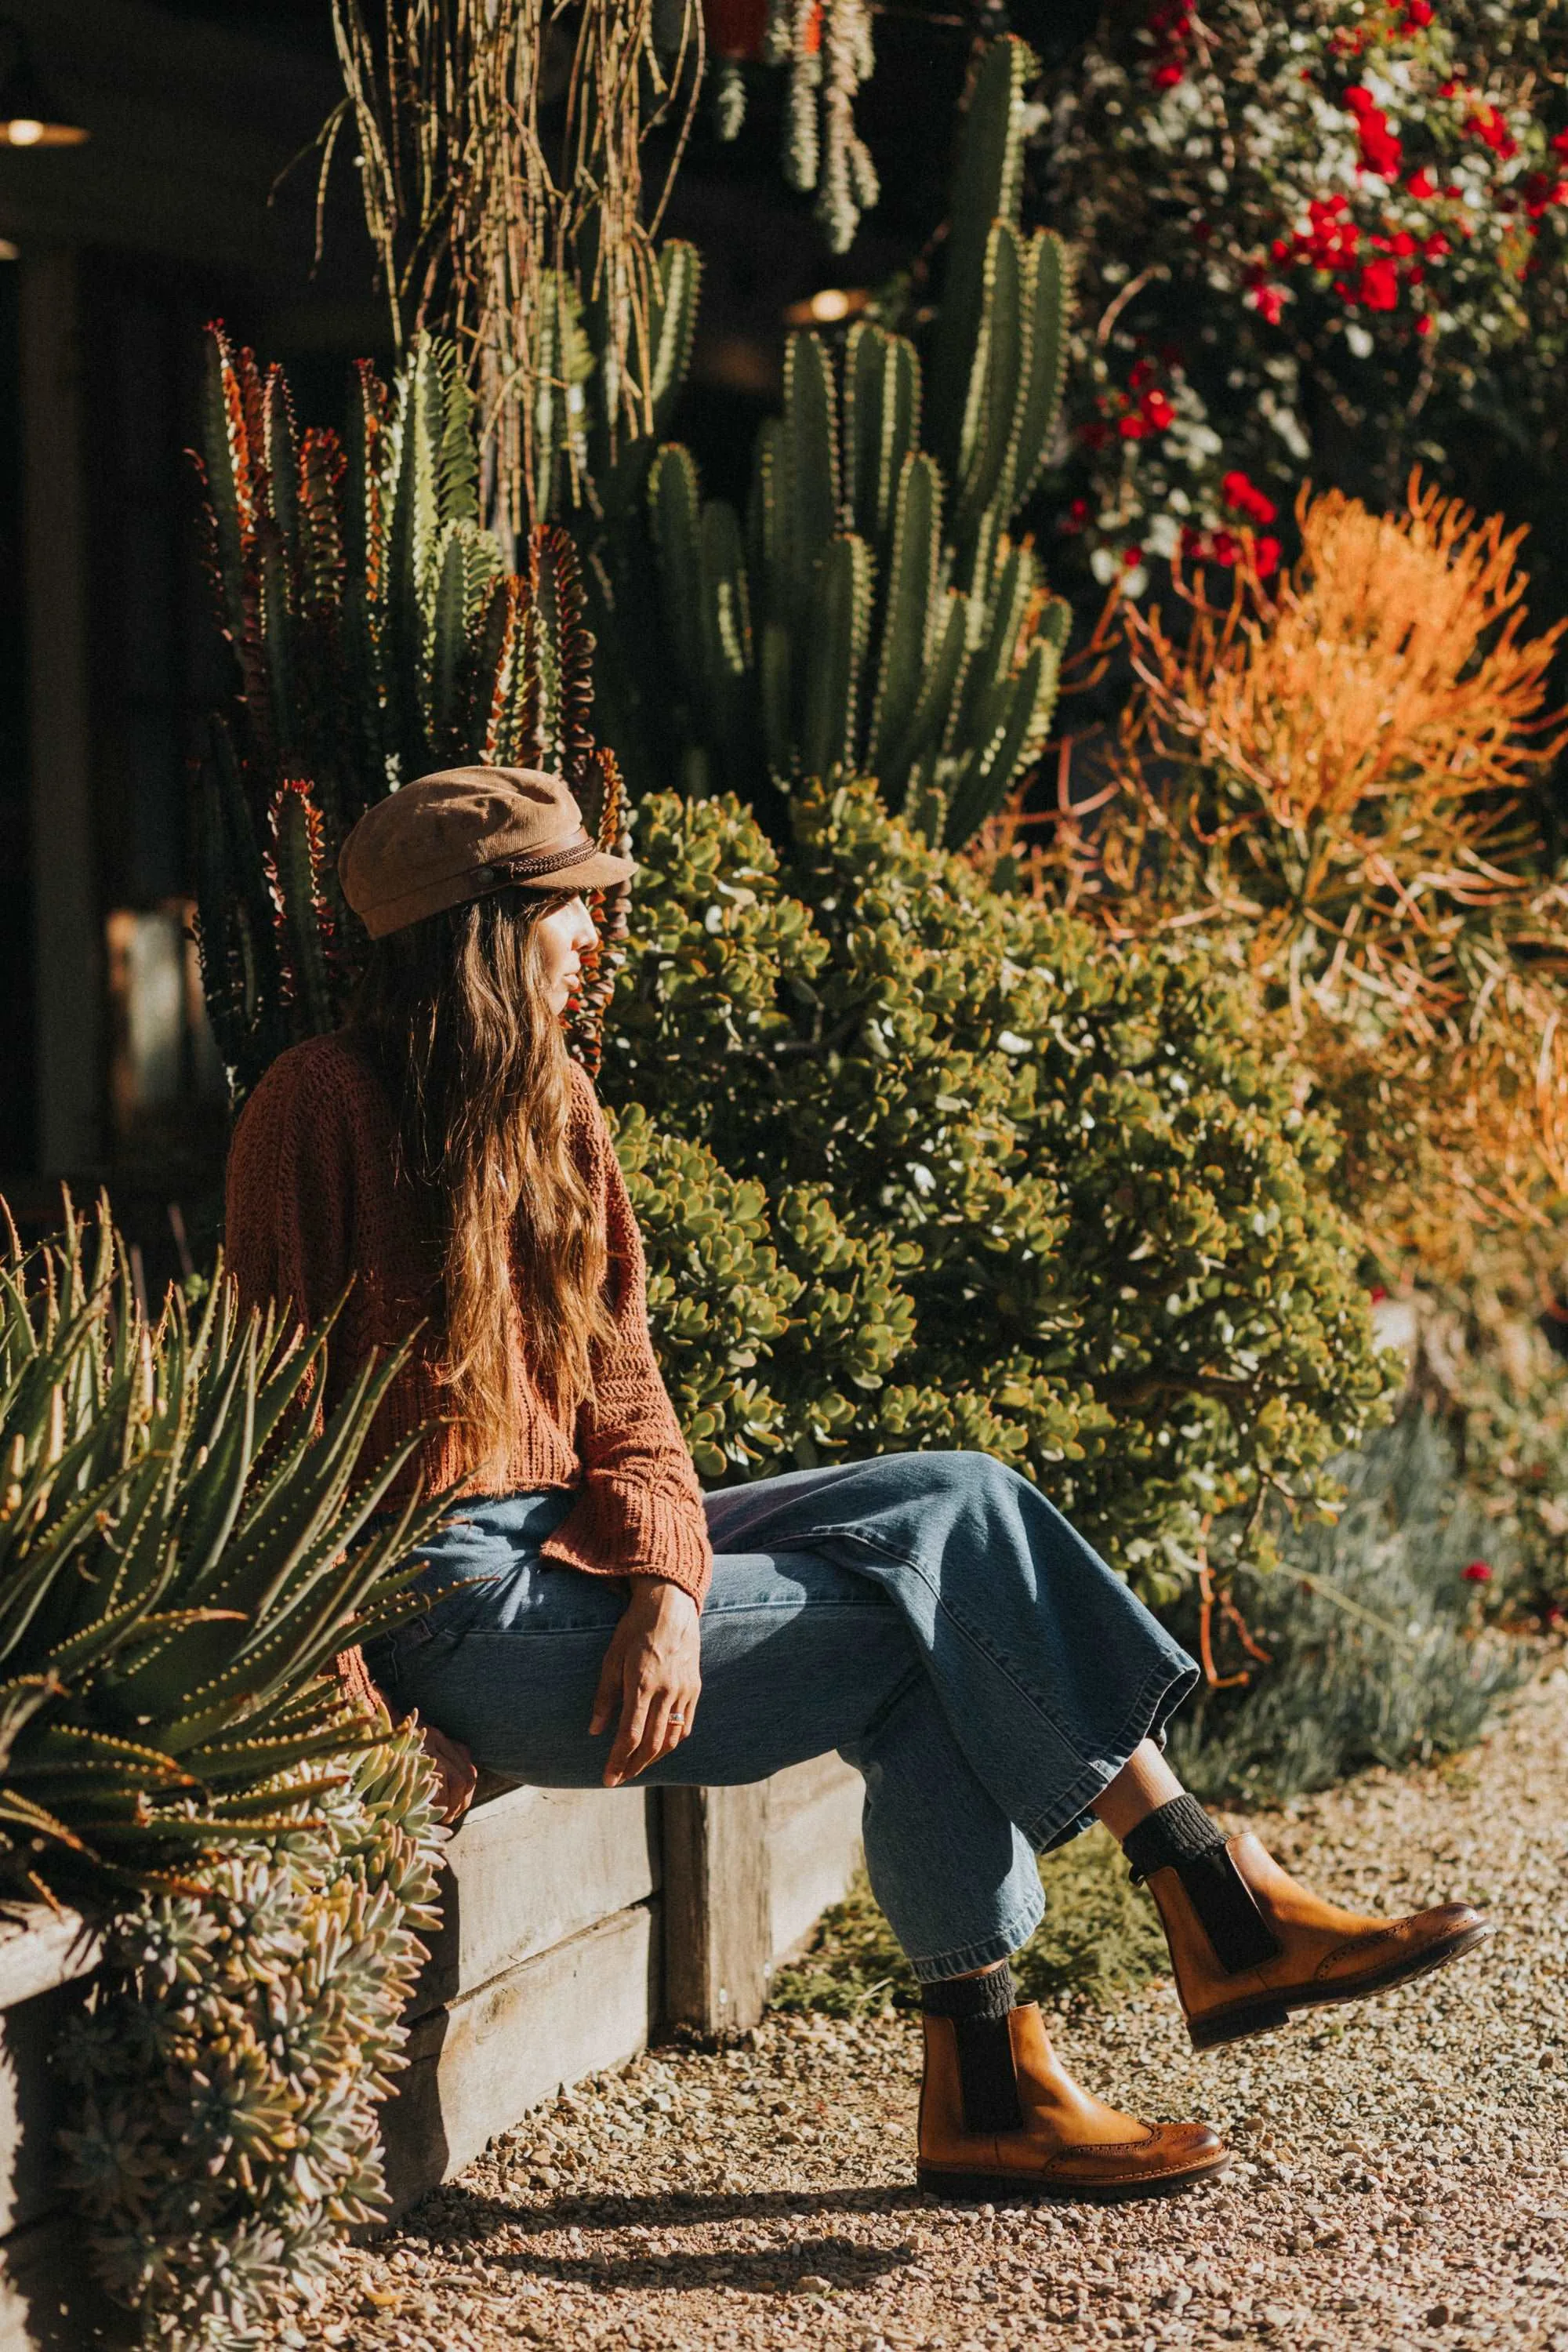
[400,2183,921,2296]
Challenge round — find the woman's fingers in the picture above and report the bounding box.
[589,1624,628,1740]
[605,1658,655,1785]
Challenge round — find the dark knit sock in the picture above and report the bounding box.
[922,1965,1023,2132]
[1122,1795,1281,1973]
[921,1962,1018,2023]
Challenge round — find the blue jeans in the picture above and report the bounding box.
[361,1451,1198,1983]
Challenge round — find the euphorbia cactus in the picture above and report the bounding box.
[195,327,633,1107]
[633,36,1073,847]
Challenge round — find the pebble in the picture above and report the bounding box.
[282,1668,1568,2352]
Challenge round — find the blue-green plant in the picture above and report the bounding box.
[1165,1410,1530,1801]
[57,1725,445,2350]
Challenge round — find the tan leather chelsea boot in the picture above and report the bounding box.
[1142,1828,1492,2051]
[916,2000,1229,2202]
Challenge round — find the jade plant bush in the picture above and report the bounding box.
[602,778,1396,1601]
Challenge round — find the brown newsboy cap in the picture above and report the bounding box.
[338,766,634,941]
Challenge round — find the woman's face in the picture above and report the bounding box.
[534,894,599,1017]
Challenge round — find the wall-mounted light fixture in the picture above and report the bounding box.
[0,21,88,147]
[783,286,869,328]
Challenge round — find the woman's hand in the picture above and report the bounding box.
[412,1715,479,1824]
[590,1577,702,1787]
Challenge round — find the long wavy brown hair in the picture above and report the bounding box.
[350,887,612,1473]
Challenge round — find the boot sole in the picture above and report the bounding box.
[916,2152,1230,2205]
[1186,1916,1495,2051]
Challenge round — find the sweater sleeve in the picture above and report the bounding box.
[539,1067,713,1608]
[224,1047,358,1341]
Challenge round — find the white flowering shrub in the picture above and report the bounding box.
[1040,0,1568,593]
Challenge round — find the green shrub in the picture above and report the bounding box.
[1163,1410,1530,1803]
[606,779,1396,1599]
[57,1725,444,2350]
[770,1827,1167,2020]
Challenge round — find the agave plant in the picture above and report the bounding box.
[195,326,634,1109]
[0,1197,445,1907]
[629,35,1073,847]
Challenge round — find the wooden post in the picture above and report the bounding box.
[661,1784,772,2032]
[19,245,102,1175]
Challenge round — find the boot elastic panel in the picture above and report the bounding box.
[1124,1796,1283,1976]
[922,1969,1025,2132]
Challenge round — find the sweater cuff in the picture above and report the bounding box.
[541,1478,713,1609]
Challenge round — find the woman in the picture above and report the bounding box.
[227,764,1490,2205]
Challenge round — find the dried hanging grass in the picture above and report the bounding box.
[1036,477,1568,1275]
[325,2,704,545]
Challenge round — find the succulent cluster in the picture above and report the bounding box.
[604,779,1395,1599]
[605,37,1073,850]
[0,1197,441,1909]
[195,328,634,1105]
[56,1726,445,2349]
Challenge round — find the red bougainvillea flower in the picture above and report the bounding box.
[1462,1562,1494,1583]
[1522,172,1568,220]
[1145,0,1192,90]
[1118,413,1149,440]
[1254,535,1281,575]
[1345,85,1403,178]
[1465,101,1519,161]
[1139,387,1177,429]
[1221,469,1278,524]
[1356,256,1401,309]
[1414,313,1435,335]
[1406,165,1436,198]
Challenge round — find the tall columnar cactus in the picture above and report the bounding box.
[195,327,633,1109]
[640,36,1072,848]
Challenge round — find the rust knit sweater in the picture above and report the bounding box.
[225,1034,713,1670]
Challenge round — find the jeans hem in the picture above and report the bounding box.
[1017,1653,1200,1853]
[906,1896,1049,1986]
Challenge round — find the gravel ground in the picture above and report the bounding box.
[288,1664,1568,2352]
